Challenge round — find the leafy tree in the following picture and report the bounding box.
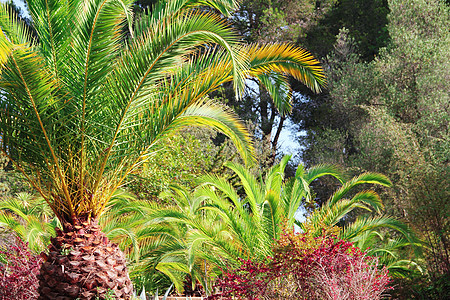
[0,153,31,197]
[231,0,337,44]
[125,124,273,204]
[299,0,449,295]
[125,131,218,202]
[0,0,325,298]
[299,0,390,60]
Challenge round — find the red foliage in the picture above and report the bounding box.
[0,236,42,300]
[208,228,391,300]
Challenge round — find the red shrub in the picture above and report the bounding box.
[0,236,42,300]
[208,228,391,300]
[312,253,390,300]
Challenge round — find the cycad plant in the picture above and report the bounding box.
[0,0,325,298]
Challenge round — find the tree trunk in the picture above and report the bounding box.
[38,221,133,299]
[271,116,285,163]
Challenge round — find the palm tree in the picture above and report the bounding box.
[103,155,343,292]
[302,172,411,239]
[190,155,344,262]
[0,192,58,252]
[125,156,420,292]
[299,171,423,275]
[0,0,325,298]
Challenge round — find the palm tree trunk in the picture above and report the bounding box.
[38,220,133,299]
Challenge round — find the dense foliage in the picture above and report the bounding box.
[299,1,449,294]
[95,156,418,295]
[0,236,42,300]
[0,153,30,198]
[208,226,391,300]
[0,156,419,296]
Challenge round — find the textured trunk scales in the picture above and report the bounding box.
[38,221,133,299]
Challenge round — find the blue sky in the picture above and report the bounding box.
[3,0,29,17]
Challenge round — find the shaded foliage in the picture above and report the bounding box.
[298,0,449,297]
[300,0,390,60]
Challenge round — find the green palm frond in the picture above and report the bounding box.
[26,0,77,77]
[264,154,290,195]
[329,172,392,207]
[0,193,58,252]
[302,173,387,230]
[340,215,415,243]
[187,0,240,16]
[224,161,263,209]
[135,0,240,37]
[281,163,343,220]
[303,164,345,184]
[256,72,292,116]
[262,189,283,243]
[353,231,424,277]
[306,190,386,231]
[0,3,33,48]
[246,43,326,93]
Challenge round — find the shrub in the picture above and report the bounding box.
[208,227,391,300]
[312,253,390,300]
[0,236,42,300]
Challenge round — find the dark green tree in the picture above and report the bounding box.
[300,0,390,60]
[219,0,390,163]
[299,1,449,297]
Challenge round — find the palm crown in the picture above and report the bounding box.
[0,0,324,227]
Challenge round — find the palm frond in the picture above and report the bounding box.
[246,43,326,93]
[0,3,33,47]
[224,160,263,209]
[163,100,254,164]
[27,0,77,77]
[256,72,292,116]
[304,164,345,184]
[341,215,418,245]
[328,172,392,207]
[262,189,282,243]
[0,193,57,252]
